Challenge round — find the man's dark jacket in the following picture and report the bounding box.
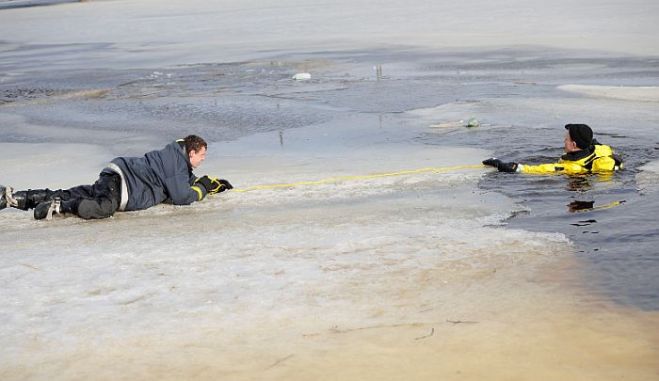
[106,141,200,211]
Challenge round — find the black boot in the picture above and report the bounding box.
[1,185,20,210]
[11,189,58,210]
[34,197,78,220]
[34,197,62,220]
[0,185,8,210]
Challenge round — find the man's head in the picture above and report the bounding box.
[183,135,207,169]
[564,124,593,153]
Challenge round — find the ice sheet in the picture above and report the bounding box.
[1,0,659,379]
[1,0,659,71]
[636,159,659,194]
[559,85,659,102]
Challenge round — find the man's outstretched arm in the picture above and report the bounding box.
[483,158,588,175]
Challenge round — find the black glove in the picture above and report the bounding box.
[482,158,518,173]
[218,179,233,191]
[196,176,233,194]
[195,175,214,194]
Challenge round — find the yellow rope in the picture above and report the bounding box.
[232,164,485,193]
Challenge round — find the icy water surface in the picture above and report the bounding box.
[474,127,659,310]
[3,47,658,312]
[1,45,659,379]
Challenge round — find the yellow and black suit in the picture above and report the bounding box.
[518,144,623,175]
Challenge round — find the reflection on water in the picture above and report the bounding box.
[568,200,595,211]
[565,177,628,212]
[568,199,626,213]
[566,176,592,192]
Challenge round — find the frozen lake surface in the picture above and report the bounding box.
[1,1,658,380]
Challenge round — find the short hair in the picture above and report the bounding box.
[183,135,207,154]
[564,124,593,149]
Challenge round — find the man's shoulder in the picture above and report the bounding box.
[594,144,614,156]
[144,141,185,160]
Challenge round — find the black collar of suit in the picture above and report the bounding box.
[561,145,595,161]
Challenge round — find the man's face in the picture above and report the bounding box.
[189,146,207,169]
[564,131,579,153]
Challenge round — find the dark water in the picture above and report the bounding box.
[500,153,659,311]
[424,125,659,310]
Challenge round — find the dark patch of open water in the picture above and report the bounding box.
[429,125,659,310]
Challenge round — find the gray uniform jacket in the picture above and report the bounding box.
[106,141,200,211]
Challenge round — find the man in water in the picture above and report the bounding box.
[0,135,232,220]
[483,124,623,174]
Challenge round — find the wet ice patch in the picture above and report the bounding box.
[559,85,659,103]
[0,173,569,357]
[409,101,500,132]
[636,159,659,194]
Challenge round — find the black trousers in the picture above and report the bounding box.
[58,172,121,219]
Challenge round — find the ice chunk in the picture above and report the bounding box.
[292,72,311,81]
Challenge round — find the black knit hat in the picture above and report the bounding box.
[565,124,593,149]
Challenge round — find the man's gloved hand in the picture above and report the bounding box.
[482,158,519,173]
[217,179,233,191]
[195,176,214,194]
[196,176,233,194]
